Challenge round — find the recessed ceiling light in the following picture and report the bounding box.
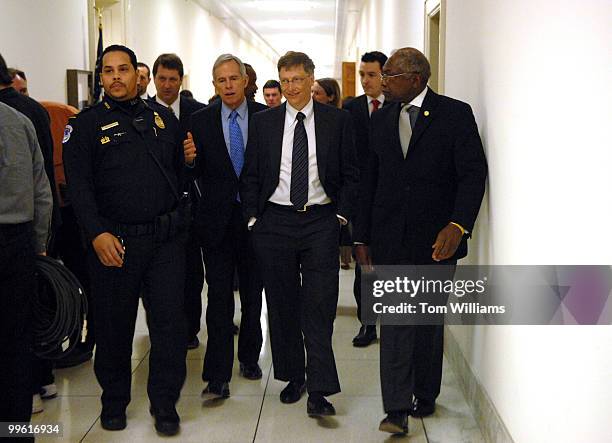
[258,19,324,29]
[245,0,321,12]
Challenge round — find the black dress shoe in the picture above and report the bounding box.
[410,397,435,417]
[187,336,200,350]
[279,380,306,404]
[306,395,335,417]
[201,381,230,400]
[240,362,263,380]
[149,406,180,436]
[379,411,408,435]
[100,413,127,431]
[352,325,377,347]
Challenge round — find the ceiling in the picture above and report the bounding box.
[195,0,365,78]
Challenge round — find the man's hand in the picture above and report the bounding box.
[354,244,373,272]
[183,131,196,165]
[431,223,463,262]
[92,232,125,267]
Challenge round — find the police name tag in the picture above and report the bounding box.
[101,121,119,131]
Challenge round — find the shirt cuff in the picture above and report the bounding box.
[353,241,365,245]
[450,221,468,235]
[336,214,348,225]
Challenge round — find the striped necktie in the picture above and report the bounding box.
[290,111,308,208]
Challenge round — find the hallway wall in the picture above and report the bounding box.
[344,0,424,96]
[124,0,277,104]
[0,0,90,102]
[445,1,612,442]
[0,0,277,105]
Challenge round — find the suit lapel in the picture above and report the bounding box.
[314,101,331,182]
[408,88,439,152]
[359,95,370,123]
[388,102,405,160]
[210,103,235,174]
[269,103,286,183]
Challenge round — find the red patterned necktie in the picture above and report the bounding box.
[371,99,380,112]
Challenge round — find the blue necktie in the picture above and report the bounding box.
[229,110,244,178]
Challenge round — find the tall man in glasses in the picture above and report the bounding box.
[241,51,359,417]
[354,48,487,435]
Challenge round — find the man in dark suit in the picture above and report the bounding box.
[149,53,206,349]
[241,51,359,417]
[354,48,487,435]
[342,50,390,347]
[183,53,267,400]
[0,60,61,240]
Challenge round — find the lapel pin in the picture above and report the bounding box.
[424,111,430,117]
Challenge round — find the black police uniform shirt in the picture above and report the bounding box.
[62,95,184,243]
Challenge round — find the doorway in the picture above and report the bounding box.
[424,0,445,93]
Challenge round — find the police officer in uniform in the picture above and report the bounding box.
[63,45,187,436]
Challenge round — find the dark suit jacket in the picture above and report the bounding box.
[179,95,206,137]
[148,95,206,137]
[241,101,359,222]
[189,100,267,247]
[342,94,391,171]
[353,88,487,264]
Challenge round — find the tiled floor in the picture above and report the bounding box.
[31,267,484,442]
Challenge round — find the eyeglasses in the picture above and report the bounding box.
[380,72,419,81]
[280,76,308,87]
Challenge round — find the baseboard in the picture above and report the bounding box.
[444,327,515,443]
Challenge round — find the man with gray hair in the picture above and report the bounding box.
[0,100,52,429]
[183,53,267,400]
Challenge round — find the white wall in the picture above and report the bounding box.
[124,0,277,103]
[344,0,424,95]
[0,0,276,105]
[0,0,90,103]
[445,1,612,441]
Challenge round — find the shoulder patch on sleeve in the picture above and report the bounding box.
[63,124,73,143]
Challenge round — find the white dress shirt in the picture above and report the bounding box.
[156,95,180,119]
[269,98,330,206]
[248,99,346,229]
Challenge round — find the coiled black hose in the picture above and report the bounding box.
[32,255,88,360]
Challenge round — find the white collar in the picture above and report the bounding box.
[286,98,314,124]
[156,95,180,113]
[367,93,385,105]
[406,86,428,108]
